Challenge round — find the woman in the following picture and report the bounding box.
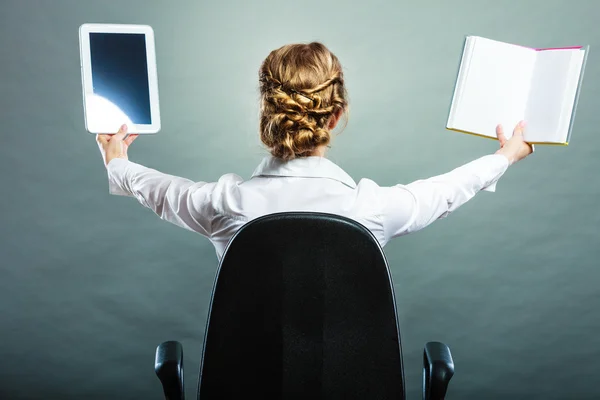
[96,42,533,262]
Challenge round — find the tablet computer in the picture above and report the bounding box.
[79,23,161,134]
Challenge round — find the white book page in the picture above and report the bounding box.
[525,49,583,143]
[447,39,476,125]
[558,50,585,142]
[449,37,536,139]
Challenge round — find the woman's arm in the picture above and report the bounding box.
[381,154,510,240]
[106,158,216,238]
[381,121,533,242]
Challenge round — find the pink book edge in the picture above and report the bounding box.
[514,43,583,51]
[535,46,583,51]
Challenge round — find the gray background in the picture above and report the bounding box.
[1,0,598,398]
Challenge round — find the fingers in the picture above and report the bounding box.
[513,120,526,139]
[114,124,128,140]
[496,124,507,146]
[124,134,139,146]
[96,134,109,145]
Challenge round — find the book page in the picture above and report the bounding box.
[449,37,536,139]
[558,50,585,142]
[525,49,583,143]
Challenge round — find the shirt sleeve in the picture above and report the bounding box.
[381,154,510,242]
[106,158,216,237]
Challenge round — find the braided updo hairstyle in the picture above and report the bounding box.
[259,42,349,161]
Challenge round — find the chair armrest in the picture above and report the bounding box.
[155,341,185,400]
[422,341,454,400]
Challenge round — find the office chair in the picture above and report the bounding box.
[154,212,454,399]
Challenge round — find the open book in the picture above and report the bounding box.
[447,36,588,145]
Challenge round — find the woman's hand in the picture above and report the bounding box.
[495,120,534,165]
[96,124,139,168]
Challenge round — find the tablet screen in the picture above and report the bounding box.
[89,33,152,125]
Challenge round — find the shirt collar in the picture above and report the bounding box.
[251,155,357,189]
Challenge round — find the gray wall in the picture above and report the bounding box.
[1,0,599,398]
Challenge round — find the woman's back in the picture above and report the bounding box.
[207,155,390,260]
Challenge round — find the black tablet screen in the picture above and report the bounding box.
[89,33,151,124]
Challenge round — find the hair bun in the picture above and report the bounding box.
[258,42,348,160]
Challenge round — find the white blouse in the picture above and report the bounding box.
[107,154,510,262]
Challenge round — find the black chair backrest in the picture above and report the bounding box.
[198,212,406,399]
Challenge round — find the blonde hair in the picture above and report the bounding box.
[258,42,349,161]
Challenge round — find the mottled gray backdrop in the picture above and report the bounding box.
[1,0,599,399]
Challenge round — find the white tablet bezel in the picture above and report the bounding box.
[79,23,161,134]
